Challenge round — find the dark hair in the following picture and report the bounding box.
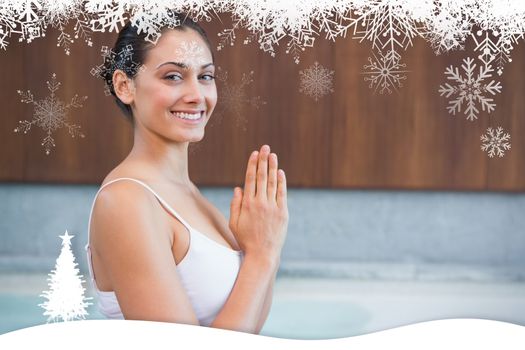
[98,13,214,122]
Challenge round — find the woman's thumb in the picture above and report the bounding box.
[229,187,242,228]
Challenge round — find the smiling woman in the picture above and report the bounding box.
[86,13,289,333]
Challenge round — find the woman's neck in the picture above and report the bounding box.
[127,128,193,188]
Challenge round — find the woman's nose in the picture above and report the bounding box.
[181,78,205,104]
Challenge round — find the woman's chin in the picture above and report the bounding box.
[176,131,205,143]
[189,134,205,143]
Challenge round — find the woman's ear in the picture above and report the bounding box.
[112,70,136,104]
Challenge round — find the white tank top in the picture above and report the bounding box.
[85,177,243,326]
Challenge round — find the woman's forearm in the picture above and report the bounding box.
[210,253,278,333]
[254,262,278,333]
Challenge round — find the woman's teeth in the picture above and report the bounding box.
[172,112,202,120]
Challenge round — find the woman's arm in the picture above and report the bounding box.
[254,259,279,333]
[214,145,288,333]
[210,252,276,333]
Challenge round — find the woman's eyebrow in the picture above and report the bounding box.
[156,61,188,70]
[155,62,215,70]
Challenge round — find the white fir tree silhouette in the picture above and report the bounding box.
[39,230,92,322]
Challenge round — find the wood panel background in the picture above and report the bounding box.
[0,15,523,190]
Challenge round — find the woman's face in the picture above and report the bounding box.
[130,28,217,143]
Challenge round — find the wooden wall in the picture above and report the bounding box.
[0,17,523,190]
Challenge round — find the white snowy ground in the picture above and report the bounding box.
[0,273,524,339]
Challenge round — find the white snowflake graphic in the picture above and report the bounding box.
[472,30,521,76]
[361,50,409,94]
[3,0,95,55]
[438,57,502,121]
[470,0,525,65]
[215,1,350,64]
[0,1,525,65]
[299,61,334,101]
[350,0,426,65]
[14,73,87,155]
[90,44,145,96]
[174,40,209,68]
[480,126,511,158]
[212,67,266,131]
[422,0,473,55]
[197,66,266,134]
[39,231,92,322]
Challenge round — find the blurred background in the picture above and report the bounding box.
[0,13,524,339]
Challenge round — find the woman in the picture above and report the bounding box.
[86,14,289,334]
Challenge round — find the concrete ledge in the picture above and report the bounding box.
[278,261,525,282]
[1,184,524,282]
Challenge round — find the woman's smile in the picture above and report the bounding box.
[170,110,205,124]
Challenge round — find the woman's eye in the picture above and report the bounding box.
[165,74,182,81]
[200,74,215,81]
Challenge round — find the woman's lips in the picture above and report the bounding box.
[170,111,205,124]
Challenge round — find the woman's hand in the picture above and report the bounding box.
[229,145,289,262]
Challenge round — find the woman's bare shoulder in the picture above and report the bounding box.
[100,160,147,185]
[92,164,169,240]
[89,181,174,275]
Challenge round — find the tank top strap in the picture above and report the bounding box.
[85,177,192,253]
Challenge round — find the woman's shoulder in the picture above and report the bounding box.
[95,163,162,216]
[98,158,160,194]
[91,169,172,245]
[101,160,144,185]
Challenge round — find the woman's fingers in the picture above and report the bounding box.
[243,145,281,203]
[267,153,278,201]
[229,187,243,231]
[256,145,270,199]
[243,150,259,198]
[277,169,287,209]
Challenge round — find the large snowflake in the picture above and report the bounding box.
[299,61,334,101]
[14,73,87,155]
[472,29,523,76]
[212,66,266,131]
[438,57,502,121]
[350,0,427,64]
[470,0,525,71]
[480,126,511,158]
[361,50,409,94]
[174,40,209,68]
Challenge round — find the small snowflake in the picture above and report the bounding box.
[299,61,334,101]
[361,50,409,94]
[438,57,502,121]
[481,126,511,158]
[174,40,210,68]
[90,45,145,96]
[14,73,87,155]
